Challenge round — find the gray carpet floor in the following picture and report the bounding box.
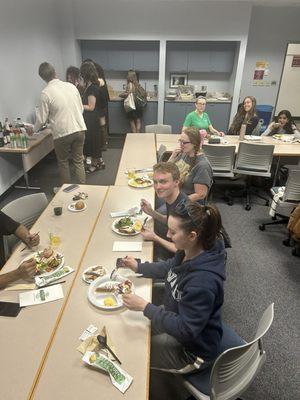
[0,139,299,399]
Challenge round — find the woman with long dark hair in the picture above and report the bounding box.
[80,62,105,172]
[228,96,259,135]
[261,109,300,138]
[168,127,213,203]
[120,202,226,400]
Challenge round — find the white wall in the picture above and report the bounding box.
[240,5,300,110]
[72,0,251,122]
[0,0,77,195]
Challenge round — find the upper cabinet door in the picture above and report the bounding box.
[133,50,159,71]
[188,50,211,72]
[210,50,234,73]
[107,50,134,71]
[167,50,188,72]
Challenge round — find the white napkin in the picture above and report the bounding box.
[19,284,64,307]
[112,242,143,252]
[110,206,140,218]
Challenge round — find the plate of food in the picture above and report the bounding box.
[82,265,107,284]
[128,176,153,188]
[88,275,133,310]
[23,247,64,277]
[112,216,143,236]
[68,200,86,212]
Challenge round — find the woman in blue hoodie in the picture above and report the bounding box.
[121,202,226,397]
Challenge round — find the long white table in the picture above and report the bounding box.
[115,133,157,185]
[32,185,154,399]
[0,185,108,400]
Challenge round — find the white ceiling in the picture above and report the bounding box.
[154,0,300,5]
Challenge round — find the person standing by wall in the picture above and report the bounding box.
[80,62,106,172]
[35,62,86,188]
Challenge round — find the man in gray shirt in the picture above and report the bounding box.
[34,62,87,186]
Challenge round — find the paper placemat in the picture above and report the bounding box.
[19,284,64,307]
[112,242,143,252]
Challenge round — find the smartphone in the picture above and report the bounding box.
[116,258,141,268]
[63,184,79,193]
[0,301,22,317]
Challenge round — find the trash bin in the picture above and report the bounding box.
[256,105,273,133]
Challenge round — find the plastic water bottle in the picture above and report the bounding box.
[239,124,246,141]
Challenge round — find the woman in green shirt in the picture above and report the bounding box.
[183,96,224,136]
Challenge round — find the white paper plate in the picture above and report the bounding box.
[23,251,65,277]
[82,265,107,284]
[245,135,262,141]
[88,275,134,310]
[217,97,229,101]
[68,202,87,212]
[128,178,153,188]
[111,217,142,236]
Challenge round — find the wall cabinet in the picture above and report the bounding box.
[81,40,159,72]
[166,50,188,73]
[164,102,231,133]
[108,102,158,134]
[166,42,236,74]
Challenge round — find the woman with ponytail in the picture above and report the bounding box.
[120,202,226,399]
[168,127,213,203]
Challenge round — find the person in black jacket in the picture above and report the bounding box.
[120,202,226,399]
[228,96,259,135]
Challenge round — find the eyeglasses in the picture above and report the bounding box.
[178,140,191,145]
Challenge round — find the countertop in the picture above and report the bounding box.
[109,96,231,103]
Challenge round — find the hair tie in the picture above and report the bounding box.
[204,206,211,216]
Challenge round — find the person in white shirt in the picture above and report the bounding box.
[34,62,87,185]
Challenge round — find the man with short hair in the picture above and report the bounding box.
[140,162,188,254]
[34,62,87,186]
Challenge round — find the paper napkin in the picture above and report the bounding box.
[112,242,143,252]
[19,284,64,307]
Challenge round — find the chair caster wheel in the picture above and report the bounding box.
[272,216,276,221]
[265,200,270,206]
[259,224,265,231]
[282,239,290,247]
[228,200,233,206]
[245,205,251,211]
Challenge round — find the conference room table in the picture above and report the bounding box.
[115,133,157,185]
[0,185,108,399]
[156,134,300,157]
[32,185,154,399]
[156,133,300,185]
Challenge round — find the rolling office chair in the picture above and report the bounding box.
[1,192,48,259]
[182,303,274,400]
[145,124,172,134]
[233,142,275,210]
[259,169,300,231]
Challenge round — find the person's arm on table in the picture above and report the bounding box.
[208,124,224,137]
[140,199,167,225]
[121,254,175,279]
[141,227,176,254]
[0,258,36,289]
